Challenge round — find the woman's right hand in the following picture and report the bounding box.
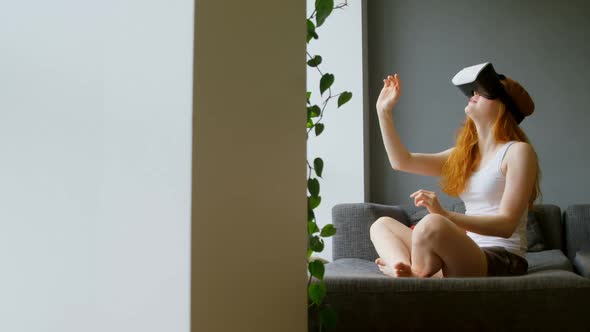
[376,73,402,115]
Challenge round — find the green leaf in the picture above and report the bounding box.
[308,221,320,234]
[306,91,312,105]
[307,19,319,43]
[307,119,314,129]
[308,260,325,280]
[309,195,321,210]
[319,306,337,329]
[315,123,324,136]
[308,178,320,197]
[307,105,321,118]
[320,224,337,237]
[320,73,334,96]
[337,91,352,108]
[307,248,313,258]
[308,282,327,305]
[314,158,324,178]
[308,208,315,222]
[307,55,322,67]
[315,0,334,28]
[309,235,324,252]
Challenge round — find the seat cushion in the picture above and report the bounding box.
[325,257,584,290]
[526,249,573,273]
[326,248,573,281]
[573,251,590,278]
[323,257,387,279]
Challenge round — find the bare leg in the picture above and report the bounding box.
[411,214,487,278]
[371,217,412,276]
[370,217,443,278]
[411,225,445,277]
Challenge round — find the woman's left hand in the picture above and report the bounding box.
[410,189,449,217]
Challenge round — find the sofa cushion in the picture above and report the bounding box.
[325,258,584,286]
[332,203,409,261]
[409,208,429,225]
[328,249,572,279]
[522,204,563,251]
[573,251,590,278]
[526,210,546,252]
[323,257,385,279]
[564,205,590,260]
[525,249,572,273]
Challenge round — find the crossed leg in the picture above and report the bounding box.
[369,216,443,277]
[370,214,488,278]
[370,216,409,277]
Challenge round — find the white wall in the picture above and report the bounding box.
[0,1,193,331]
[306,0,368,262]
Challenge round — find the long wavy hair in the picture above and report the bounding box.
[439,103,542,209]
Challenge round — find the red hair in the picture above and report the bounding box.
[439,103,541,208]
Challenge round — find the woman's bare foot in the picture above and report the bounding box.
[375,257,396,277]
[392,261,416,277]
[375,258,420,277]
[375,258,445,278]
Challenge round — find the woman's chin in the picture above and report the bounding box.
[464,109,476,121]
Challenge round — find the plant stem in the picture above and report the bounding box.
[308,9,316,21]
[308,1,349,21]
[335,1,348,10]
[307,92,343,135]
[306,51,347,135]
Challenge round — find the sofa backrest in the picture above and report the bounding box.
[331,202,563,261]
[563,205,590,260]
[331,203,407,261]
[528,204,564,251]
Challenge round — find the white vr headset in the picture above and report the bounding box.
[451,62,522,123]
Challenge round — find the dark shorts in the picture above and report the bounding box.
[482,246,528,276]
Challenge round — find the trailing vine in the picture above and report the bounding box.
[306,1,352,331]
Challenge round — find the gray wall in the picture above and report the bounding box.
[368,0,590,210]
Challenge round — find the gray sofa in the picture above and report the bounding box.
[309,203,590,331]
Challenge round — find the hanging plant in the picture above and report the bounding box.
[306,0,352,330]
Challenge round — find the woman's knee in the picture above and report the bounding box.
[369,217,389,238]
[370,216,401,239]
[412,214,451,243]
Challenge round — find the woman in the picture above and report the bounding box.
[370,71,541,278]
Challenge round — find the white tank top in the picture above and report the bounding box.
[458,141,528,258]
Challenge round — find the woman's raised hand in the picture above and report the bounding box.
[376,73,402,114]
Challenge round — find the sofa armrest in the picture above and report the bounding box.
[331,203,409,261]
[573,251,590,278]
[563,205,590,260]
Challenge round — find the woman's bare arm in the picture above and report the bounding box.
[376,74,453,177]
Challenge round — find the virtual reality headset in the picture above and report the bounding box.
[451,62,506,99]
[452,62,524,123]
